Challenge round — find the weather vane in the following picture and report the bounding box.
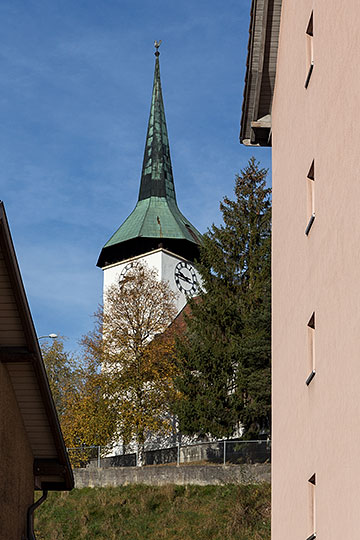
[154,40,162,56]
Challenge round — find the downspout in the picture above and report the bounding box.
[27,490,48,540]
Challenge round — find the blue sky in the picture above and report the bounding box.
[0,0,271,352]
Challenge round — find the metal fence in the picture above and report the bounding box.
[67,439,271,469]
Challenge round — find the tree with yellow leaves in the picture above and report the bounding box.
[82,262,179,465]
[40,338,77,419]
[60,354,117,459]
[42,338,117,466]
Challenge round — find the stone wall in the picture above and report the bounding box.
[74,463,270,488]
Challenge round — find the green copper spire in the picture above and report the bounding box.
[97,44,202,268]
[138,47,176,203]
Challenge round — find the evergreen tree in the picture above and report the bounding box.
[174,157,271,439]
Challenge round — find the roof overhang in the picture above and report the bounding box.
[0,202,74,491]
[240,0,282,147]
[97,235,201,268]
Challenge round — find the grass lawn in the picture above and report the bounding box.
[34,483,270,540]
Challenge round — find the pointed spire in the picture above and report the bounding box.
[138,43,176,203]
[96,43,202,269]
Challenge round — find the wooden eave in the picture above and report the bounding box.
[240,0,282,147]
[0,202,73,491]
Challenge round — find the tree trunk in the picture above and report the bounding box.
[136,443,145,467]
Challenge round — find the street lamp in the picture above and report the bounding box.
[38,334,58,340]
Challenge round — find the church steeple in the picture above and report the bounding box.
[138,47,176,203]
[97,45,201,269]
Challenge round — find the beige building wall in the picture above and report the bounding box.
[0,362,34,540]
[272,1,360,538]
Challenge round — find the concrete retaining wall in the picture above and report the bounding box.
[74,463,270,488]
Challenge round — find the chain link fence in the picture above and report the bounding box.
[67,439,271,469]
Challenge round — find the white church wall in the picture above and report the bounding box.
[101,248,203,457]
[102,248,201,314]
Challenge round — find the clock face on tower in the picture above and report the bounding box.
[118,261,140,284]
[174,261,199,295]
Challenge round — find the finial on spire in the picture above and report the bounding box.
[154,39,162,57]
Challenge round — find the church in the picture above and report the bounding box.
[96,44,203,456]
[97,44,202,313]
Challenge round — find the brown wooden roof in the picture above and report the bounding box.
[0,202,73,491]
[240,0,282,146]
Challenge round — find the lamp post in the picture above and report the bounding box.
[38,334,58,340]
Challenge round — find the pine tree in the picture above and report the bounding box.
[174,157,271,439]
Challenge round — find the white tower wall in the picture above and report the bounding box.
[102,248,201,314]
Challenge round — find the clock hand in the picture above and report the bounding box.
[176,271,192,283]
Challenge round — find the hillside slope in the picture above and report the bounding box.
[35,484,270,540]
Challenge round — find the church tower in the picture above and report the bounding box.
[97,44,202,313]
